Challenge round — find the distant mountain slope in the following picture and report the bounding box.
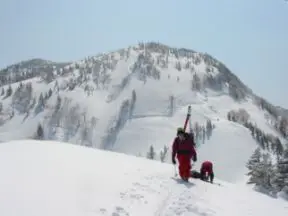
[0,58,70,85]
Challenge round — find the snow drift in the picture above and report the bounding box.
[0,140,287,216]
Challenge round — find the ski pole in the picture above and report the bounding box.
[174,164,177,177]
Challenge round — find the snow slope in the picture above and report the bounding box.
[113,95,267,183]
[0,140,287,216]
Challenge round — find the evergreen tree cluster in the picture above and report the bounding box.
[227,108,250,124]
[0,81,54,120]
[275,117,288,139]
[131,52,161,83]
[34,123,44,140]
[45,96,97,145]
[168,95,175,117]
[192,119,214,146]
[147,145,156,160]
[0,59,67,87]
[137,42,238,93]
[255,96,288,139]
[129,90,137,119]
[246,147,288,199]
[102,98,131,149]
[227,108,284,160]
[256,97,279,119]
[246,122,284,160]
[11,82,33,114]
[227,108,288,198]
[146,145,168,162]
[189,71,245,101]
[34,88,53,115]
[190,119,214,145]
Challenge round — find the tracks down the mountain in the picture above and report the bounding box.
[154,177,216,216]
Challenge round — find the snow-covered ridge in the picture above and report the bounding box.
[0,140,287,216]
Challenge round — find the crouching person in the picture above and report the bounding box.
[200,160,214,183]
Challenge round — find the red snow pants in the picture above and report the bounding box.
[177,154,191,179]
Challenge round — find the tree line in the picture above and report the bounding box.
[227,108,288,198]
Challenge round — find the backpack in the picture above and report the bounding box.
[190,170,201,178]
[184,132,195,146]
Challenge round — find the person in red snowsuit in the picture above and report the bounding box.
[172,128,197,181]
[200,160,214,183]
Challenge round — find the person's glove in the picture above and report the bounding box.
[172,157,176,164]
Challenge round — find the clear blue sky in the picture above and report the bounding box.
[1,0,288,107]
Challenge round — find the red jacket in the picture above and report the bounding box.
[201,161,213,174]
[172,134,197,160]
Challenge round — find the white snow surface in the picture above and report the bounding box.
[0,140,287,216]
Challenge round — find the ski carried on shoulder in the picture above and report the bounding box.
[183,105,191,132]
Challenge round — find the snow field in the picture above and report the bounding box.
[0,140,287,216]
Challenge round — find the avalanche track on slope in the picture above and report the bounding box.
[0,140,287,216]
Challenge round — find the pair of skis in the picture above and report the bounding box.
[183,105,191,132]
[184,105,195,146]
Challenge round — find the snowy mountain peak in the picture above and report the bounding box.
[68,41,252,102]
[1,42,251,102]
